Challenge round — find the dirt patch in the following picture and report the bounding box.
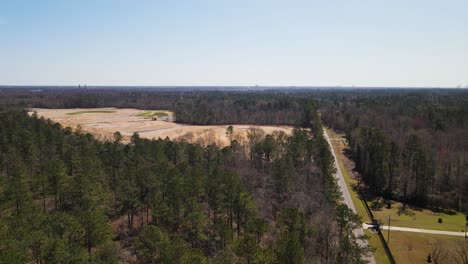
[30,108,293,147]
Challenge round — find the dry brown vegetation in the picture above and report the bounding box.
[30,108,293,147]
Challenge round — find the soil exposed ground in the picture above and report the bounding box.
[30,108,293,146]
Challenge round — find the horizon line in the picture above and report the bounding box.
[1,85,466,89]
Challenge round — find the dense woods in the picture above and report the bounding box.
[320,90,468,213]
[2,86,467,262]
[2,87,467,213]
[0,105,369,263]
[0,88,309,125]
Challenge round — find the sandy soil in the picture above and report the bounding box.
[29,108,293,147]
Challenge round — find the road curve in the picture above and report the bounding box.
[323,128,376,264]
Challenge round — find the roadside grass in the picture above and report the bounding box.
[137,110,174,117]
[327,127,387,262]
[370,200,467,232]
[335,152,371,223]
[365,230,391,264]
[326,128,371,222]
[382,230,466,263]
[336,145,392,263]
[66,110,116,115]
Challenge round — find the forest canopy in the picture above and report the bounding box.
[1,87,467,263]
[0,98,370,263]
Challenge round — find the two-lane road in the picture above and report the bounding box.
[323,128,376,264]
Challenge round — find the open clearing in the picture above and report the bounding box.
[30,108,293,146]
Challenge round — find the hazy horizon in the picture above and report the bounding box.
[1,0,467,87]
[1,85,466,90]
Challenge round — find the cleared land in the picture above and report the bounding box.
[30,108,293,147]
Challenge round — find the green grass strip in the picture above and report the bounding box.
[66,110,116,115]
[137,110,173,117]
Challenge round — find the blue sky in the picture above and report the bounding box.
[1,0,467,87]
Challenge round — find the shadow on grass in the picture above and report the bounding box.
[432,208,458,215]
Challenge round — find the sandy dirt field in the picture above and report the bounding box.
[29,108,293,147]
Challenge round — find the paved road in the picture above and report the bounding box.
[362,224,467,237]
[323,128,376,264]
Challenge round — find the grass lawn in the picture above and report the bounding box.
[370,200,467,232]
[66,110,116,115]
[136,110,174,117]
[383,231,466,263]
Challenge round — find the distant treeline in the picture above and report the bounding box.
[0,88,311,125]
[11,87,446,126]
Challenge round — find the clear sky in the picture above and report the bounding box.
[1,0,467,87]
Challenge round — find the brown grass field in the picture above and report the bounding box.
[30,108,293,147]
